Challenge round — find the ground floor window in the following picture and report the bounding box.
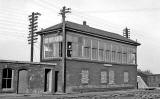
[2,68,14,89]
[109,70,115,84]
[101,71,107,83]
[124,72,129,83]
[81,69,89,84]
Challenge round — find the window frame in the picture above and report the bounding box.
[109,70,115,84]
[124,71,129,83]
[2,68,14,90]
[100,71,108,84]
[81,69,89,84]
[43,35,62,59]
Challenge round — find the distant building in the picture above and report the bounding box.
[0,21,140,94]
[137,71,160,88]
[147,74,160,87]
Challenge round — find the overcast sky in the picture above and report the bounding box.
[0,0,160,73]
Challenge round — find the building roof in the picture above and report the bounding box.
[37,21,140,46]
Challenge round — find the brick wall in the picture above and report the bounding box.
[0,61,56,94]
[65,59,137,93]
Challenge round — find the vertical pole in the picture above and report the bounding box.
[60,6,71,93]
[62,6,66,93]
[31,12,34,62]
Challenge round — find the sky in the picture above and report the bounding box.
[0,0,160,73]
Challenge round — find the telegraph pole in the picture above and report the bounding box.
[123,27,130,39]
[28,12,41,62]
[59,6,71,93]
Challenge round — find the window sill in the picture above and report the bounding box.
[2,88,13,91]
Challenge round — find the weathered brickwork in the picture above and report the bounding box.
[65,59,137,93]
[0,61,56,94]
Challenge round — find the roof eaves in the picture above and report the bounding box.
[36,23,62,35]
[66,26,140,46]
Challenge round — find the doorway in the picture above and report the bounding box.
[18,70,28,94]
[44,69,52,92]
[54,71,59,92]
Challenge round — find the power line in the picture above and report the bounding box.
[70,12,122,34]
[0,26,27,34]
[40,0,60,10]
[75,7,160,14]
[0,18,27,25]
[0,14,27,22]
[33,0,58,13]
[0,33,26,41]
[0,7,27,15]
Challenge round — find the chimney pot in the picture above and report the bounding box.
[83,21,87,25]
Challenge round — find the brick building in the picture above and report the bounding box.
[37,21,140,93]
[147,74,160,87]
[0,21,140,94]
[0,60,56,94]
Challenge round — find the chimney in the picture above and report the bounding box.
[83,21,87,25]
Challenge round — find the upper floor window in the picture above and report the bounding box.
[43,35,62,59]
[67,35,83,58]
[2,68,14,89]
[112,45,117,62]
[117,46,122,63]
[122,47,127,64]
[92,40,98,60]
[67,42,72,57]
[128,48,136,64]
[105,44,111,62]
[83,38,91,58]
[99,41,104,61]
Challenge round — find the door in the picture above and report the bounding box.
[54,71,59,92]
[44,69,52,92]
[18,70,28,94]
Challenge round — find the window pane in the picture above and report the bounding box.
[2,79,7,88]
[124,72,129,83]
[8,69,12,78]
[101,71,107,83]
[105,50,110,62]
[92,48,98,59]
[72,43,78,57]
[84,38,91,47]
[131,53,136,64]
[123,53,127,64]
[112,51,116,62]
[43,35,62,58]
[99,49,104,60]
[81,70,89,84]
[78,37,83,57]
[84,47,90,58]
[59,42,62,57]
[54,42,60,57]
[7,79,12,88]
[109,70,115,84]
[92,40,98,48]
[2,69,13,89]
[67,42,72,57]
[117,52,122,63]
[3,69,7,78]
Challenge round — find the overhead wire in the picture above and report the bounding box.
[75,7,160,14]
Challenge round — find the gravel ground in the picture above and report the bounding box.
[1,89,160,99]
